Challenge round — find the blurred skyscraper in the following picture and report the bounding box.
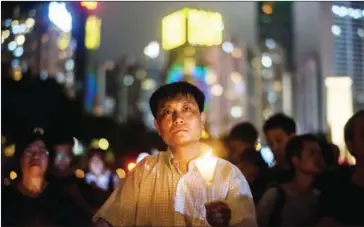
[330,2,364,112]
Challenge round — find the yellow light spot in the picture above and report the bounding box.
[98,138,109,150]
[13,68,23,81]
[127,162,136,171]
[262,4,273,15]
[230,71,242,83]
[255,142,262,151]
[58,32,71,50]
[81,1,98,10]
[162,9,187,50]
[25,18,35,28]
[75,169,85,178]
[85,16,101,50]
[116,168,126,179]
[9,171,17,180]
[4,144,16,157]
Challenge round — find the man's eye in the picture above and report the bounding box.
[183,106,192,111]
[162,109,172,115]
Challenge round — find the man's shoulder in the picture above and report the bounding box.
[133,151,166,172]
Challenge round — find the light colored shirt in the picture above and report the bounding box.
[85,170,120,191]
[257,186,320,226]
[93,151,257,227]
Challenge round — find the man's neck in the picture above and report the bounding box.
[291,172,315,193]
[170,142,203,163]
[20,175,45,194]
[352,155,364,188]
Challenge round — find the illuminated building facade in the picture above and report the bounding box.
[1,2,78,98]
[2,3,41,80]
[298,2,364,154]
[162,8,248,136]
[255,1,294,132]
[246,43,291,134]
[295,54,321,133]
[330,2,364,112]
[257,2,294,72]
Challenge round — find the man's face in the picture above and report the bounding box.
[348,116,364,156]
[53,143,73,172]
[294,141,324,175]
[154,94,206,148]
[227,139,255,164]
[21,140,49,177]
[265,128,294,163]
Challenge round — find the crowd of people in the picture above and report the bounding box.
[2,81,364,227]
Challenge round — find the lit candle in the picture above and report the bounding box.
[195,149,218,202]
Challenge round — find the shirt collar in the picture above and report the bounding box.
[165,148,210,170]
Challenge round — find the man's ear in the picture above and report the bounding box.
[289,133,296,139]
[200,112,206,126]
[154,119,161,135]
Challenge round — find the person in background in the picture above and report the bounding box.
[2,128,75,226]
[227,122,258,165]
[227,122,269,204]
[317,110,364,226]
[47,133,94,223]
[93,82,257,227]
[263,113,296,186]
[257,134,324,227]
[85,148,120,192]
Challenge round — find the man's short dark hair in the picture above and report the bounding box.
[149,82,205,119]
[285,134,319,171]
[229,122,258,144]
[263,113,296,135]
[344,110,364,152]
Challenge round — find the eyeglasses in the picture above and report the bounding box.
[23,149,49,157]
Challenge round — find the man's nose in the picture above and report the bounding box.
[173,112,184,125]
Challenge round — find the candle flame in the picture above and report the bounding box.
[196,149,217,183]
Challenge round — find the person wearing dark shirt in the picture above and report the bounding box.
[263,113,296,186]
[318,110,364,226]
[2,128,74,227]
[227,122,269,204]
[47,133,94,224]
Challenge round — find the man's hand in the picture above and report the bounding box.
[205,201,231,227]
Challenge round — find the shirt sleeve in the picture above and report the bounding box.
[256,187,278,226]
[93,161,144,226]
[225,166,258,227]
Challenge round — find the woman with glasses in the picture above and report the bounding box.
[2,127,76,227]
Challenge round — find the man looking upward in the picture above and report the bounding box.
[93,82,257,227]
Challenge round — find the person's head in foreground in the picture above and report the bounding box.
[263,113,296,166]
[149,81,206,150]
[150,82,233,226]
[228,122,258,164]
[285,134,324,180]
[344,110,364,160]
[15,127,50,192]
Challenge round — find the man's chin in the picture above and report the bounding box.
[28,166,44,176]
[172,138,199,147]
